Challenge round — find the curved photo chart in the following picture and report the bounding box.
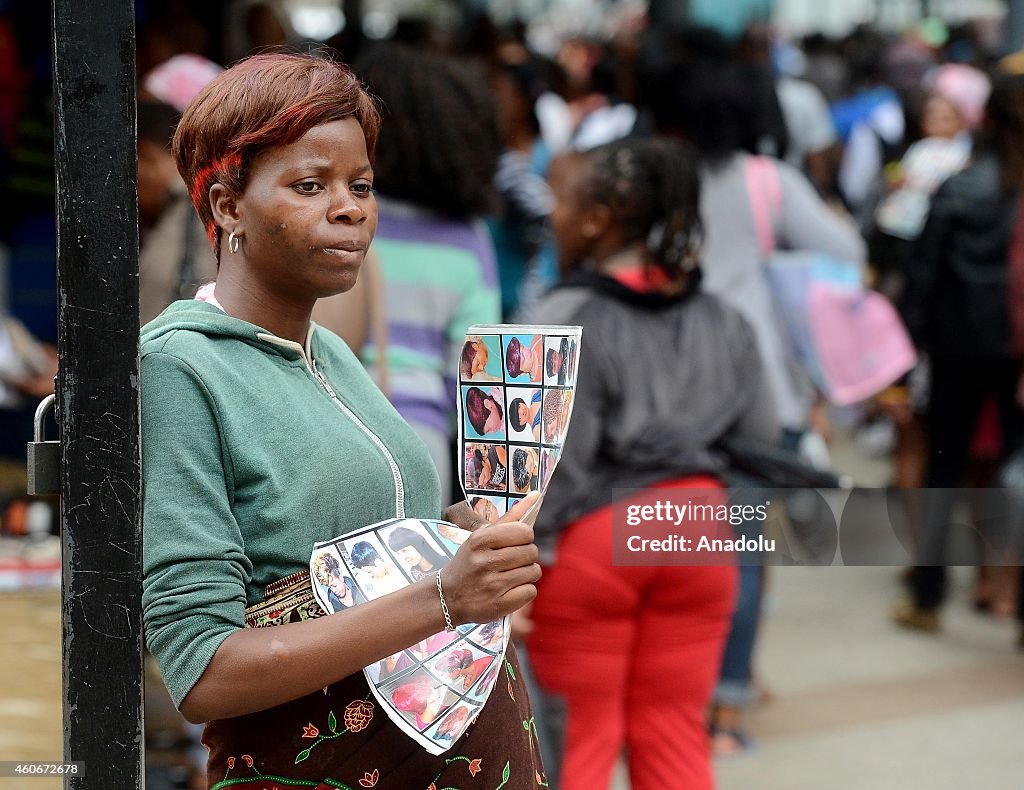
[310,518,510,755]
[458,324,582,526]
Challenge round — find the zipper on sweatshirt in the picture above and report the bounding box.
[256,328,407,519]
[309,357,406,519]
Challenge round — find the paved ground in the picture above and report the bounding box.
[0,589,61,790]
[713,565,1023,790]
[603,563,1024,790]
[612,434,1024,789]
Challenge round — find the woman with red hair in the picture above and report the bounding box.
[141,53,544,787]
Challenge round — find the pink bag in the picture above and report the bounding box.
[746,157,917,405]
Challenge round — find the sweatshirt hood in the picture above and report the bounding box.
[141,299,317,364]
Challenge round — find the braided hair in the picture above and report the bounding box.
[579,138,703,281]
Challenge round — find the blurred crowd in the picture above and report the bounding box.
[2,1,1024,788]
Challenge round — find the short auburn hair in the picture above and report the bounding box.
[172,52,380,256]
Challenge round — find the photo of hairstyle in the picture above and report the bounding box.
[459,336,501,382]
[567,339,578,383]
[503,335,543,383]
[346,538,406,598]
[350,541,382,569]
[311,549,367,612]
[312,550,342,587]
[409,630,460,661]
[464,443,508,492]
[470,620,504,651]
[545,337,569,385]
[370,650,414,684]
[543,389,564,444]
[509,397,527,432]
[464,386,505,438]
[470,661,501,698]
[437,521,472,545]
[541,448,560,488]
[386,525,449,581]
[391,674,433,714]
[506,387,542,442]
[389,672,452,731]
[506,337,524,378]
[434,705,472,741]
[468,496,503,523]
[511,447,539,494]
[433,647,493,688]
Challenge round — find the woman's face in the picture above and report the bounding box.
[518,342,536,374]
[470,342,488,375]
[440,708,467,736]
[369,558,389,579]
[492,70,532,144]
[549,351,564,376]
[482,397,503,435]
[516,401,530,427]
[922,95,965,139]
[526,450,538,476]
[549,154,593,272]
[225,117,377,301]
[479,454,493,488]
[396,544,425,568]
[327,571,348,598]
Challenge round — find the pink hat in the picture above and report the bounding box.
[143,54,223,113]
[928,64,991,130]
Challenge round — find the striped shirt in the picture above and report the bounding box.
[362,197,501,439]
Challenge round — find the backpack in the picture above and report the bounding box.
[746,156,917,405]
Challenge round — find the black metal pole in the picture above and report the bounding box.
[51,2,143,788]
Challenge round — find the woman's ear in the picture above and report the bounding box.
[581,203,613,240]
[209,182,241,233]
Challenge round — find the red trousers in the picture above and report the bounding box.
[527,477,737,790]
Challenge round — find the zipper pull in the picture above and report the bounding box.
[311,359,336,397]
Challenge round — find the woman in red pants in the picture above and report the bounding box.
[526,138,779,790]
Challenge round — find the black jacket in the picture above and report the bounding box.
[903,153,1019,359]
[528,270,778,561]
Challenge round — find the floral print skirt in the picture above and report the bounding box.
[202,643,546,790]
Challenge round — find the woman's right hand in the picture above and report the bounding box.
[440,519,540,625]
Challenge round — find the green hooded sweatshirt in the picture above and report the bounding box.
[140,300,441,708]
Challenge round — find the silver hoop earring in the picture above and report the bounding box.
[228,229,240,254]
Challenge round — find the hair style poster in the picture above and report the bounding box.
[310,518,510,755]
[457,324,582,522]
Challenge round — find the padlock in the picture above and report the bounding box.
[27,393,60,496]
